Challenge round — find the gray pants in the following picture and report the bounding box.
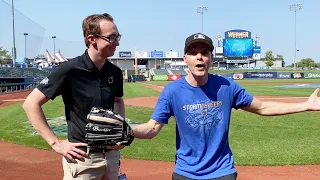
[62,150,120,180]
[172,172,237,180]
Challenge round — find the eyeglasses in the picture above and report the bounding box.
[95,33,121,43]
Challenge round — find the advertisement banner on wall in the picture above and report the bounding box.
[226,60,249,64]
[303,73,320,79]
[277,72,292,79]
[152,75,168,81]
[244,72,277,79]
[151,51,164,58]
[136,51,148,58]
[292,72,303,79]
[168,74,181,81]
[119,51,131,58]
[233,73,244,80]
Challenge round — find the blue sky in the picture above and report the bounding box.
[0,0,319,65]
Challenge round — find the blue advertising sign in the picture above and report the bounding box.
[244,72,277,79]
[253,46,261,54]
[151,51,164,58]
[277,72,292,79]
[15,57,25,64]
[225,29,251,39]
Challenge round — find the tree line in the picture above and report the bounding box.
[264,50,320,68]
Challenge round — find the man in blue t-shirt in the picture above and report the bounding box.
[131,33,320,180]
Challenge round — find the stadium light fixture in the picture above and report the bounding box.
[254,34,260,47]
[289,3,303,70]
[196,6,208,33]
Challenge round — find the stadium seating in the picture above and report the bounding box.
[171,69,188,75]
[0,67,49,79]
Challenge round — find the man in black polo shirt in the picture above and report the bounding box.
[23,13,125,180]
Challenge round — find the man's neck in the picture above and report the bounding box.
[87,48,107,70]
[185,73,209,87]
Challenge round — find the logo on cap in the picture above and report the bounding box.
[194,34,205,40]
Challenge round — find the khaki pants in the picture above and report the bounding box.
[62,150,120,180]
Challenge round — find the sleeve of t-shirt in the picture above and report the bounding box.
[37,63,70,100]
[115,67,124,97]
[151,85,173,124]
[231,80,254,110]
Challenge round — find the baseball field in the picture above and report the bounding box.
[0,78,320,179]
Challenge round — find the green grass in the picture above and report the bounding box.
[1,82,320,165]
[144,79,320,97]
[209,69,320,74]
[123,83,160,99]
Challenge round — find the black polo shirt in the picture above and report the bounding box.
[37,50,123,143]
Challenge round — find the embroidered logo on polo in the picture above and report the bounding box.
[108,76,113,84]
[183,100,223,141]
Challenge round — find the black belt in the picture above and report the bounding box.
[77,146,111,153]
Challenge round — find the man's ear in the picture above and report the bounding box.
[211,54,214,64]
[87,35,96,46]
[183,55,187,64]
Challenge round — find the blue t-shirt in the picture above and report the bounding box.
[151,74,253,179]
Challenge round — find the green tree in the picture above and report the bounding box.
[0,47,12,65]
[276,54,285,67]
[265,50,274,67]
[297,58,315,68]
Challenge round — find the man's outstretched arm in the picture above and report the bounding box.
[242,88,320,116]
[131,119,165,139]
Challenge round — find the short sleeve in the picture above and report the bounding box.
[232,81,254,110]
[151,85,173,124]
[115,67,124,97]
[37,63,70,100]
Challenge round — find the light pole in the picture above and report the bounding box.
[289,3,302,70]
[52,36,56,63]
[11,0,17,67]
[170,49,173,70]
[154,50,157,69]
[253,33,260,47]
[24,33,28,59]
[296,49,300,69]
[196,6,208,33]
[215,35,222,47]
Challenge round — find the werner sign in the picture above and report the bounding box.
[225,29,251,39]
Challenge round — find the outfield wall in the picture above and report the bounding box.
[0,77,37,93]
[151,72,320,81]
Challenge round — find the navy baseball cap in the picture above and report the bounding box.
[184,33,214,54]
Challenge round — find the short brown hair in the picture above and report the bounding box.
[82,13,114,47]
